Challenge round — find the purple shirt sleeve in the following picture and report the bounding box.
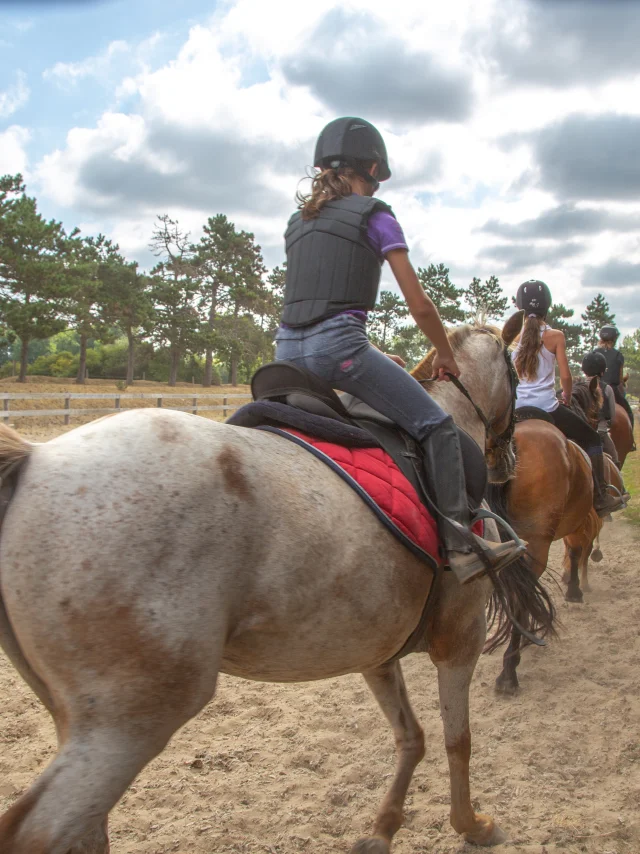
[366,211,409,259]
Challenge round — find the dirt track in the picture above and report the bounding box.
[1,450,639,852]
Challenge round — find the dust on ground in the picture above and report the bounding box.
[1,421,639,854]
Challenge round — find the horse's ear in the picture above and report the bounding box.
[589,376,599,394]
[502,310,525,346]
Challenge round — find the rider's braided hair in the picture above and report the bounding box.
[514,315,544,381]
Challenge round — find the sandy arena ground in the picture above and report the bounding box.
[1,420,639,854]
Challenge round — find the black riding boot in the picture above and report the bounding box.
[592,451,625,517]
[419,419,526,584]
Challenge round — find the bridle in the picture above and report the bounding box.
[418,331,519,454]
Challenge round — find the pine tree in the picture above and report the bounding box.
[417,263,465,324]
[0,175,67,381]
[192,215,254,387]
[149,215,199,387]
[369,290,409,348]
[64,234,124,384]
[464,275,509,325]
[388,323,427,369]
[581,293,616,350]
[214,229,267,386]
[100,252,153,385]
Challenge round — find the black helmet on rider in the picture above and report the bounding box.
[515,280,552,318]
[582,351,607,377]
[314,117,391,193]
[599,324,619,343]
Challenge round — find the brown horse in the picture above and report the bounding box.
[485,419,597,694]
[486,368,632,694]
[610,402,634,468]
[561,457,626,595]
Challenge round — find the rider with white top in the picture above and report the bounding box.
[512,281,623,518]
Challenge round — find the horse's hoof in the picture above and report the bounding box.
[495,676,519,696]
[463,815,508,846]
[582,583,592,593]
[350,837,390,854]
[591,549,603,562]
[565,588,584,604]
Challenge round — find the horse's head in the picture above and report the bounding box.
[412,311,523,483]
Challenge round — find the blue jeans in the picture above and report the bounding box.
[275,314,449,441]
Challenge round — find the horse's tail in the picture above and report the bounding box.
[484,482,558,653]
[0,422,32,472]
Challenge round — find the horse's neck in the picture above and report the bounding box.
[429,346,493,447]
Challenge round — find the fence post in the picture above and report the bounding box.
[64,394,70,426]
[192,396,197,415]
[115,394,121,412]
[223,396,228,418]
[2,398,9,422]
[157,396,163,408]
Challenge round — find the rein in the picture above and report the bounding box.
[418,339,518,453]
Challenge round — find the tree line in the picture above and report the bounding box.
[1,173,639,390]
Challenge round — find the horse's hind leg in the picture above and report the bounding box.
[0,720,175,854]
[564,541,584,603]
[0,657,221,854]
[351,662,425,854]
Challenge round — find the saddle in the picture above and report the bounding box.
[236,361,487,512]
[514,405,554,424]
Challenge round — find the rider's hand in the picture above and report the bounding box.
[385,353,406,368]
[432,351,461,381]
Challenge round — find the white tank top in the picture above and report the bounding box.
[512,324,559,413]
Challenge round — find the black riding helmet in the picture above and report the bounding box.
[314,117,391,191]
[582,351,607,377]
[599,324,619,343]
[515,280,552,317]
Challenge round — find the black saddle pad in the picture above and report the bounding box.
[515,406,554,424]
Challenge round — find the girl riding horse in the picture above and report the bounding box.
[580,350,620,468]
[596,325,636,451]
[512,281,623,518]
[275,116,524,583]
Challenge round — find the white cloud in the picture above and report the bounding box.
[43,33,164,91]
[0,71,30,119]
[44,40,130,88]
[0,126,30,176]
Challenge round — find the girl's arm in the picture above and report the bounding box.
[554,333,573,403]
[386,249,460,379]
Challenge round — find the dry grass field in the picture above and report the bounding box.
[0,376,251,441]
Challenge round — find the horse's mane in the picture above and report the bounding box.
[411,324,502,382]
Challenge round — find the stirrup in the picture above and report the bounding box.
[471,507,528,551]
[444,512,527,581]
[606,484,630,506]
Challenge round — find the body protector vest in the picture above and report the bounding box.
[282,195,395,327]
[595,346,624,387]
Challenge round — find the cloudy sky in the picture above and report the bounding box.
[1,0,640,333]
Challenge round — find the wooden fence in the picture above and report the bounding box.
[0,392,252,425]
